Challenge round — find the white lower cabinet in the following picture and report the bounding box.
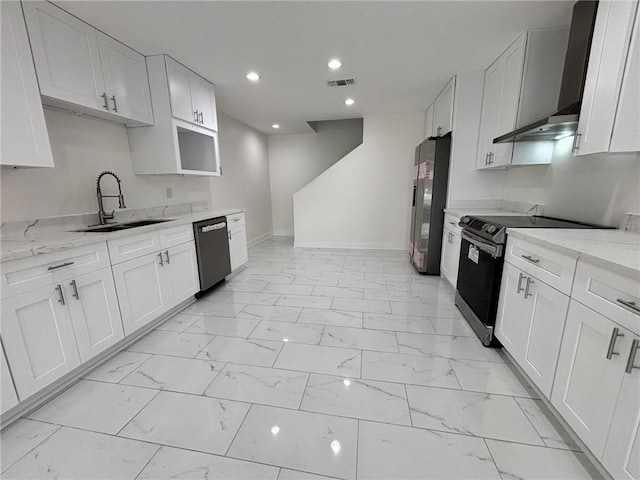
[1,343,19,413]
[1,284,81,399]
[64,268,124,362]
[164,243,199,304]
[440,227,461,287]
[229,225,248,272]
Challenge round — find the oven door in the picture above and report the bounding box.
[456,231,504,329]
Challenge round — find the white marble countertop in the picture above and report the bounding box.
[507,228,640,278]
[0,208,243,263]
[444,208,529,218]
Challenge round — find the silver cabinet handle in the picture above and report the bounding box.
[517,273,526,294]
[110,95,118,112]
[70,280,80,299]
[48,261,74,271]
[101,92,109,110]
[522,255,540,264]
[485,153,489,166]
[617,298,640,315]
[488,152,494,165]
[449,221,456,226]
[524,277,534,298]
[164,250,170,264]
[606,327,624,359]
[199,112,203,124]
[158,252,164,267]
[625,338,640,374]
[572,133,582,153]
[194,110,199,123]
[55,284,65,305]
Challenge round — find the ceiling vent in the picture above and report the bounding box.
[327,78,356,87]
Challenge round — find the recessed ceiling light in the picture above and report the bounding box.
[328,59,342,69]
[344,98,355,106]
[246,72,260,81]
[272,124,280,129]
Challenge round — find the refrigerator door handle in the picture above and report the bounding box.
[412,185,416,207]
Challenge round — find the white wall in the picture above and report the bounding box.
[268,119,363,235]
[503,137,640,226]
[293,112,424,249]
[211,112,272,244]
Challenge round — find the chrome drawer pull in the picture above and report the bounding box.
[70,280,80,299]
[158,252,164,267]
[606,327,624,359]
[617,298,640,314]
[625,339,640,374]
[516,273,526,294]
[55,284,65,305]
[524,277,534,299]
[521,255,540,264]
[164,250,170,264]
[48,261,74,271]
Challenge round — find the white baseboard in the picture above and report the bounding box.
[293,240,406,250]
[247,231,273,247]
[272,229,294,236]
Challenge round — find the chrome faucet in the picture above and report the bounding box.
[96,171,126,225]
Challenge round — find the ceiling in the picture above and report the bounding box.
[54,1,574,134]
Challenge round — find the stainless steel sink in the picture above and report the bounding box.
[76,219,172,232]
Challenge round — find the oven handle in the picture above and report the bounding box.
[461,230,503,258]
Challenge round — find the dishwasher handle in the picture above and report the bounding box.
[200,222,227,233]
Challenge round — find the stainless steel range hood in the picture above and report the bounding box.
[494,0,598,144]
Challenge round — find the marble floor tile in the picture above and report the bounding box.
[155,312,202,332]
[361,351,460,388]
[357,421,501,479]
[331,298,391,314]
[185,316,260,337]
[450,359,538,398]
[198,336,283,367]
[238,304,302,322]
[3,427,159,480]
[311,286,364,299]
[430,316,477,337]
[250,274,296,284]
[337,279,387,290]
[274,343,361,377]
[515,398,581,451]
[219,279,268,292]
[120,355,225,394]
[301,374,411,425]
[297,309,363,328]
[205,363,309,409]
[0,419,60,473]
[137,445,279,480]
[406,385,544,444]
[28,380,157,434]
[364,288,422,303]
[128,330,213,358]
[119,391,250,455]
[250,320,324,344]
[320,326,398,352]
[485,439,600,480]
[83,351,151,383]
[211,291,281,306]
[276,295,333,309]
[389,302,456,318]
[396,332,505,362]
[364,313,435,334]
[291,276,339,287]
[278,468,338,480]
[185,301,247,317]
[227,405,358,480]
[263,284,315,296]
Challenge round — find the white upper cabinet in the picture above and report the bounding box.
[575,1,639,155]
[424,103,435,138]
[433,77,455,137]
[23,1,153,126]
[0,1,54,168]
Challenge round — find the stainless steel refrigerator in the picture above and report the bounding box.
[409,133,451,274]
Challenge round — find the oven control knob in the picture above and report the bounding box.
[486,225,498,234]
[461,216,471,224]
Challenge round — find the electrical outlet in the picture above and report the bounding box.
[165,186,173,199]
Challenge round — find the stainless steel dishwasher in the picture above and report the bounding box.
[193,217,232,293]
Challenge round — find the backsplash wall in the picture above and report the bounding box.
[503,136,640,226]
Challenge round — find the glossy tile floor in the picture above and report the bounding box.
[1,239,601,480]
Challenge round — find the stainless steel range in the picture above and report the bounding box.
[455,215,608,347]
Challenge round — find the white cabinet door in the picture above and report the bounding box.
[602,336,640,480]
[190,76,217,131]
[64,269,124,362]
[22,1,105,110]
[166,56,195,124]
[575,1,638,155]
[476,59,504,169]
[0,1,54,168]
[229,225,249,272]
[112,251,170,335]
[552,300,629,458]
[96,32,153,124]
[164,242,199,304]
[1,343,19,414]
[610,4,640,153]
[433,77,455,136]
[425,103,435,138]
[0,284,81,399]
[495,262,527,354]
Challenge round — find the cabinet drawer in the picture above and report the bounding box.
[444,214,462,236]
[572,260,640,336]
[226,212,245,228]
[108,231,161,264]
[1,242,110,299]
[158,224,194,249]
[505,237,578,294]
